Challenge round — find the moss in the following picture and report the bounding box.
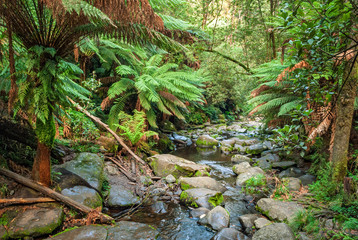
[35,115,56,147]
[173,165,194,178]
[194,171,210,177]
[208,193,223,207]
[196,138,218,148]
[180,182,192,191]
[180,191,198,207]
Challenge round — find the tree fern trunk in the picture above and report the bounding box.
[32,141,51,187]
[7,20,17,114]
[331,60,358,182]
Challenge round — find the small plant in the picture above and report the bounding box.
[272,178,292,200]
[0,183,8,198]
[242,174,268,195]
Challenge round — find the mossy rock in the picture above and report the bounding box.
[196,135,219,148]
[180,188,223,209]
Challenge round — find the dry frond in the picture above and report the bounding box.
[159,91,186,108]
[74,45,79,62]
[249,103,265,116]
[101,96,114,110]
[334,49,357,66]
[251,85,271,98]
[276,61,311,82]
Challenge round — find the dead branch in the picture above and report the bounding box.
[67,97,146,165]
[0,197,55,207]
[0,168,113,223]
[107,157,136,182]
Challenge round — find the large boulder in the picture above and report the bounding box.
[147,154,210,178]
[196,135,219,148]
[180,188,223,209]
[47,225,107,240]
[5,205,63,239]
[236,167,265,185]
[246,144,268,155]
[272,161,296,170]
[106,221,159,240]
[282,177,302,192]
[232,162,251,175]
[252,223,295,240]
[257,198,305,222]
[231,155,251,163]
[57,152,105,191]
[107,185,140,207]
[62,186,102,208]
[179,177,226,192]
[212,228,248,240]
[205,206,230,231]
[254,218,272,229]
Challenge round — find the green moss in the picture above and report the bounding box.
[180,182,192,191]
[0,213,9,226]
[194,171,210,177]
[180,191,198,207]
[208,193,223,207]
[35,115,56,147]
[173,165,194,178]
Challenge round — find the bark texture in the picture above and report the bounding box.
[32,141,51,187]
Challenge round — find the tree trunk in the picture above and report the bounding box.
[331,61,358,182]
[32,141,51,186]
[269,0,277,60]
[7,20,17,114]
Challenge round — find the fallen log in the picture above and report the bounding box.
[67,97,146,166]
[0,168,113,223]
[0,197,55,207]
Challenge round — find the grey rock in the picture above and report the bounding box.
[206,206,230,231]
[238,214,260,232]
[107,221,159,240]
[252,223,295,240]
[150,201,168,214]
[297,232,312,240]
[246,144,268,155]
[196,135,219,148]
[179,177,226,192]
[139,176,153,186]
[181,188,222,209]
[257,153,280,163]
[7,206,63,239]
[231,155,251,163]
[256,158,271,170]
[190,207,210,218]
[257,198,305,222]
[272,161,296,170]
[221,139,236,147]
[212,228,248,240]
[62,186,102,208]
[278,167,304,178]
[147,154,210,178]
[165,174,176,184]
[298,174,316,186]
[47,225,107,240]
[232,162,251,175]
[254,218,272,229]
[282,177,301,191]
[149,187,166,196]
[107,185,140,207]
[236,167,265,185]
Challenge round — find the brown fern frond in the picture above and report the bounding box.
[249,103,265,116]
[99,76,120,85]
[101,96,114,110]
[74,45,79,63]
[276,61,311,82]
[158,91,186,108]
[251,85,271,98]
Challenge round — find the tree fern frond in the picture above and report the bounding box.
[278,99,304,116]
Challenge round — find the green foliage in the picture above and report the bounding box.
[114,110,158,148]
[242,174,268,195]
[208,193,224,207]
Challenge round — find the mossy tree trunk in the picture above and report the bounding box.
[331,60,358,182]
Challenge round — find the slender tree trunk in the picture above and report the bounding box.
[32,141,51,186]
[270,0,277,59]
[7,20,17,114]
[331,60,358,182]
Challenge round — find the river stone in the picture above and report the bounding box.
[212,228,248,240]
[299,174,316,186]
[107,185,140,207]
[196,135,219,148]
[47,225,107,240]
[231,155,251,163]
[246,144,267,155]
[221,139,236,147]
[59,152,104,191]
[165,174,176,183]
[107,221,158,240]
[238,214,260,233]
[254,218,272,229]
[206,206,230,231]
[258,153,280,162]
[234,139,260,146]
[150,201,168,214]
[62,186,102,208]
[179,177,226,192]
[272,161,296,170]
[236,167,265,185]
[278,167,304,178]
[282,177,301,191]
[257,198,305,222]
[190,207,210,218]
[7,206,63,239]
[147,154,210,178]
[180,188,222,209]
[235,144,248,153]
[252,223,295,240]
[232,162,251,175]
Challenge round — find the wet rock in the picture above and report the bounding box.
[161,120,176,133]
[147,154,210,178]
[206,206,230,231]
[180,188,222,209]
[107,185,140,207]
[272,161,296,170]
[231,155,251,163]
[6,205,63,239]
[46,225,107,240]
[212,228,248,240]
[150,201,168,214]
[221,139,236,147]
[254,218,272,229]
[258,153,280,162]
[165,174,176,184]
[57,152,105,191]
[149,187,167,196]
[257,198,304,222]
[238,214,260,234]
[252,223,295,240]
[234,139,260,146]
[107,221,159,240]
[278,167,304,178]
[246,144,267,155]
[179,177,226,192]
[282,177,301,191]
[255,158,271,170]
[190,207,210,218]
[62,186,102,208]
[232,162,251,175]
[139,176,153,186]
[299,174,316,186]
[236,167,265,185]
[196,135,219,148]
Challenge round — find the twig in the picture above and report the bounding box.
[0,197,55,207]
[107,156,136,182]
